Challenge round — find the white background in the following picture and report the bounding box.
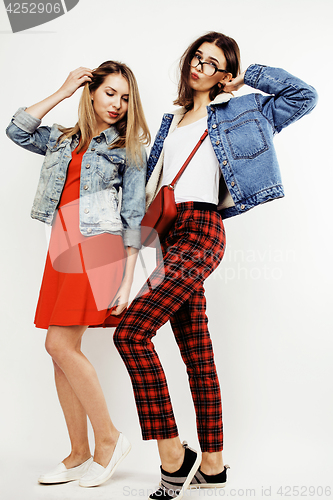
[0,0,332,499]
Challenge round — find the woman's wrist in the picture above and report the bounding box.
[223,71,245,93]
[53,88,70,101]
[121,275,134,287]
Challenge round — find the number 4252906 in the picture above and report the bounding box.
[6,3,62,14]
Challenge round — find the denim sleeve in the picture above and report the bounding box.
[5,107,51,155]
[120,148,147,249]
[244,65,318,133]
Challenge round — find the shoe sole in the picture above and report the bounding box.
[38,477,79,484]
[189,482,227,489]
[79,444,132,488]
[179,451,201,499]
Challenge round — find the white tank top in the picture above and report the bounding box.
[162,116,221,205]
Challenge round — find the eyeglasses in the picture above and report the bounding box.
[189,54,227,77]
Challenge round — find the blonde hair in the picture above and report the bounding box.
[58,61,150,164]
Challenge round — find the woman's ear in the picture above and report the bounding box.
[219,72,233,85]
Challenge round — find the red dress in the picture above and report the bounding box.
[34,146,127,329]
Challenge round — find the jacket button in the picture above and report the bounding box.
[223,160,227,165]
[91,148,95,151]
[87,228,92,233]
[86,164,90,169]
[212,124,217,129]
[84,208,89,214]
[96,138,101,143]
[231,181,235,187]
[216,140,220,145]
[240,204,245,209]
[84,185,89,190]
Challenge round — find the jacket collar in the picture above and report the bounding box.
[100,126,119,145]
[209,92,233,105]
[170,92,232,117]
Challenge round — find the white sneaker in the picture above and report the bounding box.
[79,433,131,487]
[38,457,93,484]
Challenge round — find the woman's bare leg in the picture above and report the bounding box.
[46,325,119,467]
[200,451,224,474]
[157,437,184,472]
[53,349,91,468]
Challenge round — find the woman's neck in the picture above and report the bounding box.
[192,91,211,112]
[178,91,210,127]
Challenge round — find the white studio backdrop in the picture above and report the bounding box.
[0,0,332,499]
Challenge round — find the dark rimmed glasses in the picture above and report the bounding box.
[190,54,227,77]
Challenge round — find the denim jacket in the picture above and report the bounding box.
[6,108,147,248]
[146,64,318,219]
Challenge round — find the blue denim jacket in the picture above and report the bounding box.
[6,108,147,248]
[146,64,318,219]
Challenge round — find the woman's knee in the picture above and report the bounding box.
[45,325,83,362]
[45,332,64,361]
[113,326,128,352]
[113,325,145,353]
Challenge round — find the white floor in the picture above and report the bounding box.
[2,321,332,500]
[2,436,332,500]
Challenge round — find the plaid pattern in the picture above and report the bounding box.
[114,202,226,452]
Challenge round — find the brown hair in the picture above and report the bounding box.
[174,31,241,110]
[58,61,150,164]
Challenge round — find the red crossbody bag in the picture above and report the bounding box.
[141,129,208,246]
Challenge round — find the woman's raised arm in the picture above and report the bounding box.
[243,64,317,133]
[26,67,93,120]
[6,67,93,155]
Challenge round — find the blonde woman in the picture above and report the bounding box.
[6,61,150,487]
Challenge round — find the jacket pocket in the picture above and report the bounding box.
[225,119,269,159]
[96,153,125,183]
[45,140,67,168]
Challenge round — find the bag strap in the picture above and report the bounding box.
[169,129,208,189]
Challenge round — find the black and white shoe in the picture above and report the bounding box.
[190,464,230,488]
[149,441,201,500]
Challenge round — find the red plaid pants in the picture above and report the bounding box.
[114,202,226,452]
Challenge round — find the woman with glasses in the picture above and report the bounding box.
[114,31,317,499]
[6,62,149,487]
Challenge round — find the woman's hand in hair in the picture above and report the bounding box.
[222,70,245,93]
[57,67,94,99]
[25,67,93,120]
